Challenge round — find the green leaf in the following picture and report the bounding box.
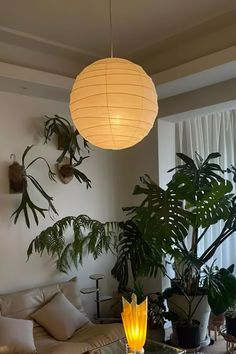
[44,115,91,167]
[27,215,119,274]
[11,146,57,228]
[73,168,91,189]
[176,153,196,169]
[208,268,236,315]
[193,180,233,227]
[111,219,164,289]
[22,145,34,165]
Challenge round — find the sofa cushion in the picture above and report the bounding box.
[0,277,87,321]
[33,322,125,354]
[0,316,36,354]
[31,292,89,341]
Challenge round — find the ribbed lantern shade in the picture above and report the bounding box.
[70,57,158,150]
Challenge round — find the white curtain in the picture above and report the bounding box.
[175,108,236,269]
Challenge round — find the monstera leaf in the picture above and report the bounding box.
[206,265,236,315]
[111,219,164,290]
[191,179,233,228]
[169,152,224,185]
[124,175,193,244]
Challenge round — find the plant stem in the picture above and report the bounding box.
[192,226,210,251]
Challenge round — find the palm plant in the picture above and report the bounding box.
[11,145,57,228]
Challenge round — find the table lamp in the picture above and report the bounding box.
[121,293,148,354]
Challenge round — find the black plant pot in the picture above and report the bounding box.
[176,320,200,349]
[226,315,236,337]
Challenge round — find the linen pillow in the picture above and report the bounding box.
[0,316,36,354]
[31,291,89,340]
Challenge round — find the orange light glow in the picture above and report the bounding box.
[121,293,148,353]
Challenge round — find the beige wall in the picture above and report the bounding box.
[112,124,158,219]
[0,90,161,315]
[0,91,119,316]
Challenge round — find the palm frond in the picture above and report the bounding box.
[27,215,120,273]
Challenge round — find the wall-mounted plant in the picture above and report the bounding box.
[9,154,24,193]
[44,115,91,187]
[11,145,58,228]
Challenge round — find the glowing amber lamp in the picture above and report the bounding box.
[121,293,148,354]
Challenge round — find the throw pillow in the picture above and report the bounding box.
[0,316,36,354]
[31,291,89,340]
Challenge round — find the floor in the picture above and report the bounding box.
[202,336,227,353]
[165,328,228,353]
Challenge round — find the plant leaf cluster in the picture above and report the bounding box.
[26,151,236,315]
[124,152,236,315]
[44,115,91,188]
[11,145,57,228]
[27,215,119,272]
[44,115,89,164]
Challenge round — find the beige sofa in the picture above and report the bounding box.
[0,277,124,354]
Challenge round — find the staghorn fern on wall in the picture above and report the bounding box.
[44,115,91,187]
[11,145,58,228]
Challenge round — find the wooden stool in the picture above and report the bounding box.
[208,312,225,341]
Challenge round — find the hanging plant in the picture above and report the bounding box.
[9,154,24,193]
[11,145,58,228]
[44,115,91,187]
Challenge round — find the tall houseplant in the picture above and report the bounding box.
[124,153,236,310]
[122,152,236,345]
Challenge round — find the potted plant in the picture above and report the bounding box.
[163,286,201,349]
[121,152,236,345]
[162,263,231,349]
[225,302,236,337]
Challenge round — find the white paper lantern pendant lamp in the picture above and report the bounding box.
[70,2,158,150]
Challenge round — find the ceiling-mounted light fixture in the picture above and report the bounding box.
[70,0,158,150]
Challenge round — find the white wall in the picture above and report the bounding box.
[0,91,118,316]
[112,124,159,219]
[111,125,163,294]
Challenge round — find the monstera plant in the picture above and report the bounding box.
[123,152,236,315]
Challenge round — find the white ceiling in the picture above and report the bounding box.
[0,0,236,77]
[0,0,236,57]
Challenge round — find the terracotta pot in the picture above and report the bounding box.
[168,294,211,347]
